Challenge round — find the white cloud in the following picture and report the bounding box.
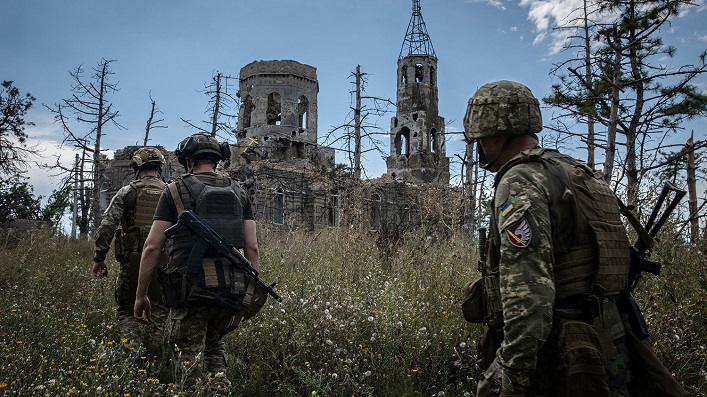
[466,0,506,11]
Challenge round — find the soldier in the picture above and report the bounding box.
[460,80,687,396]
[134,133,262,393]
[92,146,168,363]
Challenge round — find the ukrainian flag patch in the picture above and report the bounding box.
[501,201,513,216]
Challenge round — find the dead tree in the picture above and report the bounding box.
[324,65,393,180]
[182,71,239,141]
[46,58,123,233]
[143,92,167,146]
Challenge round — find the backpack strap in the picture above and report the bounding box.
[168,182,186,214]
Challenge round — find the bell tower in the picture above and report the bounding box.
[386,0,449,185]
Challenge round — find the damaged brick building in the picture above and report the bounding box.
[99,0,458,235]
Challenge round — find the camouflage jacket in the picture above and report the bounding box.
[488,149,577,391]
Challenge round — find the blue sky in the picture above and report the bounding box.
[3,0,706,200]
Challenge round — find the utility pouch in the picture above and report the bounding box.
[461,279,485,323]
[201,257,246,294]
[114,229,127,262]
[187,284,243,311]
[549,319,610,397]
[158,265,184,308]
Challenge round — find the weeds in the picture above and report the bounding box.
[0,227,704,396]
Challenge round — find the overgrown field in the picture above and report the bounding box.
[0,226,705,396]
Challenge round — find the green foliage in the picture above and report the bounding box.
[0,180,42,222]
[0,81,35,183]
[0,227,704,396]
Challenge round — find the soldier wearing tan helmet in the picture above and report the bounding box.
[134,133,263,394]
[92,146,169,367]
[461,81,687,397]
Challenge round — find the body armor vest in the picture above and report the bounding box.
[166,173,245,262]
[484,149,630,323]
[121,178,166,253]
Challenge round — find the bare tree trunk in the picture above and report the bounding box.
[603,26,621,185]
[686,132,699,243]
[211,73,221,137]
[582,0,596,168]
[465,141,476,235]
[91,62,109,232]
[144,99,156,146]
[80,148,89,235]
[354,65,362,180]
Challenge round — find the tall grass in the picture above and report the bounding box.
[0,226,704,396]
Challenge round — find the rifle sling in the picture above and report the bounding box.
[168,182,186,214]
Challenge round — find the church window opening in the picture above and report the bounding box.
[298,96,309,129]
[394,127,410,157]
[415,63,424,83]
[371,192,382,231]
[327,193,340,226]
[243,95,253,129]
[267,92,282,126]
[273,189,285,225]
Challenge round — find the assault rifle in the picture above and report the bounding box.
[618,182,686,339]
[164,210,282,302]
[478,227,487,273]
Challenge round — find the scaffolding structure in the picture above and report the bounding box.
[398,0,436,59]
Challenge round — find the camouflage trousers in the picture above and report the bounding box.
[168,305,239,393]
[115,260,167,364]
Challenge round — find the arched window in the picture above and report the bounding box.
[298,96,309,129]
[430,128,438,153]
[371,192,382,230]
[415,63,424,83]
[430,66,435,86]
[242,95,253,128]
[273,189,285,225]
[327,193,339,227]
[394,127,411,156]
[267,92,282,126]
[401,65,408,85]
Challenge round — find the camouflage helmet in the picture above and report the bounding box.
[130,147,166,171]
[463,80,542,140]
[175,133,231,168]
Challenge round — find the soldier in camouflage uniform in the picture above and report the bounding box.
[92,147,169,363]
[461,80,641,397]
[134,134,262,394]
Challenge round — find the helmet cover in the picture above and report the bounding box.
[463,80,542,140]
[131,147,166,171]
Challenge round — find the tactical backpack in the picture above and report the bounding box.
[161,174,248,311]
[114,178,166,261]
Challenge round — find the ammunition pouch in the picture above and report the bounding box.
[548,319,610,396]
[158,264,184,308]
[114,229,128,262]
[461,279,486,323]
[159,257,248,313]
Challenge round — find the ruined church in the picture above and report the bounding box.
[99,0,455,233]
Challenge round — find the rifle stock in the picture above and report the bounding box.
[165,210,282,302]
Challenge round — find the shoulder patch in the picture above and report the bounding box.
[505,217,532,248]
[501,201,513,216]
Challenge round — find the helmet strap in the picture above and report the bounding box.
[478,135,514,171]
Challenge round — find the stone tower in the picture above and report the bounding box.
[386,0,449,185]
[234,60,333,169]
